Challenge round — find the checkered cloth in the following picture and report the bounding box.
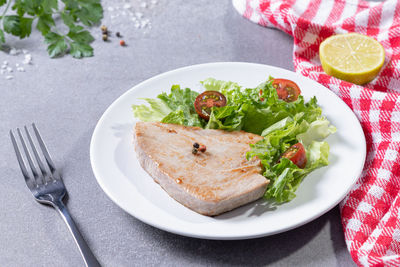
[232,0,400,266]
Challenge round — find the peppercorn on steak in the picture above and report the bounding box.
[133,121,269,216]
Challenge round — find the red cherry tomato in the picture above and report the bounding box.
[194,91,227,120]
[272,79,301,102]
[281,143,307,168]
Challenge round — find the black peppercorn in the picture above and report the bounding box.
[192,148,198,154]
[193,142,199,149]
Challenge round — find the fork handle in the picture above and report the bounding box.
[53,200,101,267]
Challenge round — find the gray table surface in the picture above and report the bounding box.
[0,1,357,266]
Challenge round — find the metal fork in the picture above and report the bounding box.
[10,123,100,267]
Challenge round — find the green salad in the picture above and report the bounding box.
[132,77,336,203]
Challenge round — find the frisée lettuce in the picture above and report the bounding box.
[132,77,336,203]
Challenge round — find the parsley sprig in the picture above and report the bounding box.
[0,0,103,58]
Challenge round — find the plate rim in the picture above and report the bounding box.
[90,61,366,240]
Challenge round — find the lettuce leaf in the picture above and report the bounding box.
[201,78,241,93]
[248,119,333,203]
[297,118,337,146]
[132,98,172,122]
[132,85,203,127]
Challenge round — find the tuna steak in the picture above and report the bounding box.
[133,122,269,216]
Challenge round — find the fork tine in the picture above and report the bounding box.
[32,123,58,175]
[17,128,41,182]
[24,126,47,184]
[10,130,35,188]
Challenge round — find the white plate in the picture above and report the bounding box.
[90,62,366,240]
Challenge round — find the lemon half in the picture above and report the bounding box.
[319,33,385,85]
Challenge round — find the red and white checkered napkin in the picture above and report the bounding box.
[233,0,400,265]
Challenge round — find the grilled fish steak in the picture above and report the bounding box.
[133,122,269,216]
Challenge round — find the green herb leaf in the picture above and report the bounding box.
[41,0,58,13]
[74,2,103,26]
[67,26,94,44]
[1,0,103,58]
[0,29,5,43]
[61,11,75,27]
[2,15,33,38]
[67,25,94,58]
[3,15,20,36]
[12,2,27,17]
[37,14,55,35]
[12,0,38,15]
[69,41,93,58]
[45,32,68,57]
[19,17,33,38]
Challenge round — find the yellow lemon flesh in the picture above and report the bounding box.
[319,33,385,85]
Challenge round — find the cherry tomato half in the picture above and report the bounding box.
[194,91,227,120]
[281,143,307,169]
[272,79,301,102]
